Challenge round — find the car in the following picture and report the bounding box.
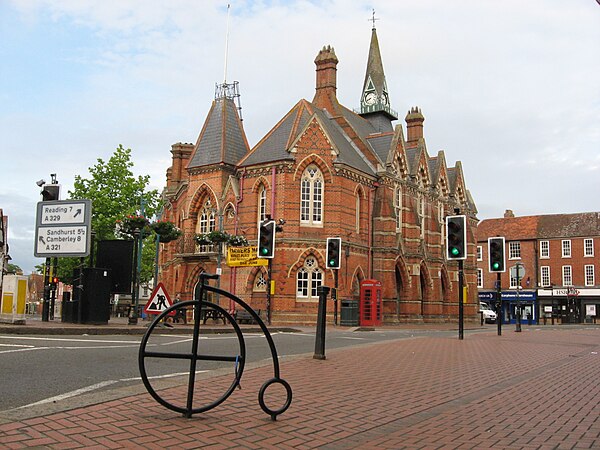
[479,302,497,324]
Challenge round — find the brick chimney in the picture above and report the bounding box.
[504,209,515,218]
[312,46,339,111]
[405,107,424,143]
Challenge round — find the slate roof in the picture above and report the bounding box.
[188,96,250,169]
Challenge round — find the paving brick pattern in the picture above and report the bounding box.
[1,327,600,449]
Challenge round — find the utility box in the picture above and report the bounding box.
[1,274,28,325]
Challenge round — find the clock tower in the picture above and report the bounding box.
[359,22,398,128]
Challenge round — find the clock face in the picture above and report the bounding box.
[380,92,389,106]
[364,92,377,106]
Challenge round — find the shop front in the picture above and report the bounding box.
[537,287,600,324]
[478,290,537,325]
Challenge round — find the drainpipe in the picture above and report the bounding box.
[231,170,245,303]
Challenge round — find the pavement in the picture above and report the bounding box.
[1,317,600,449]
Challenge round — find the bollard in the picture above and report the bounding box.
[313,285,330,360]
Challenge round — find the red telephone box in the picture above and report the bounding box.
[360,279,382,326]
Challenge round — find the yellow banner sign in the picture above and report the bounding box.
[227,246,268,267]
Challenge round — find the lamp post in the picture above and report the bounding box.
[128,227,141,325]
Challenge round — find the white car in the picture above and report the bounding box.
[479,302,497,324]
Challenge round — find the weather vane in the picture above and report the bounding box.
[370,8,379,29]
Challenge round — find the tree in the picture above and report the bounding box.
[56,145,161,283]
[6,263,22,275]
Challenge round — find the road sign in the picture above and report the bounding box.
[34,200,92,257]
[144,283,175,316]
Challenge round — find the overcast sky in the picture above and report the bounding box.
[2,0,599,274]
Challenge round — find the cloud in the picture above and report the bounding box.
[2,0,599,273]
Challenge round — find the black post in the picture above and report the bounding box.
[266,258,272,325]
[42,258,51,321]
[49,256,58,320]
[313,285,330,360]
[458,260,464,340]
[515,263,522,332]
[496,272,502,336]
[333,270,339,326]
[128,229,140,325]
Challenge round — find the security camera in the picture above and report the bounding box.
[36,179,46,187]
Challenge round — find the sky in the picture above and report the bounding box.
[1,0,599,274]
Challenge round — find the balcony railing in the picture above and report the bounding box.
[175,232,218,256]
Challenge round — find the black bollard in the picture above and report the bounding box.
[313,285,330,360]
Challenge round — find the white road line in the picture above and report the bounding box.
[16,380,118,409]
[0,347,44,354]
[0,336,139,344]
[14,370,209,411]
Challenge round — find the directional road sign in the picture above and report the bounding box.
[34,200,92,257]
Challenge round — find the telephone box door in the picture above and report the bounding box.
[360,279,382,326]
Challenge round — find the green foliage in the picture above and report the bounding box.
[195,231,249,247]
[6,263,22,274]
[54,145,162,284]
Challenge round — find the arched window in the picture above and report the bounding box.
[300,165,323,225]
[395,185,402,232]
[355,191,361,233]
[296,256,323,300]
[196,199,216,252]
[253,272,267,292]
[258,185,267,223]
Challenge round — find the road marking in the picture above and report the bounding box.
[0,335,139,344]
[17,380,118,409]
[14,370,209,410]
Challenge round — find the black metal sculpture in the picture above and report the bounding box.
[138,273,292,420]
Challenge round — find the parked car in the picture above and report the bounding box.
[479,302,497,323]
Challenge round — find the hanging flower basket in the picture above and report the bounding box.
[116,215,151,239]
[150,220,182,243]
[194,231,248,247]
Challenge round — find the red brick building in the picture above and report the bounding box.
[477,210,600,324]
[158,27,479,325]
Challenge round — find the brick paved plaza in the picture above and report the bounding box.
[1,326,600,449]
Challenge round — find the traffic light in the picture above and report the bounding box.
[445,215,466,260]
[41,184,61,201]
[488,237,506,272]
[50,277,59,289]
[257,220,276,258]
[326,237,341,269]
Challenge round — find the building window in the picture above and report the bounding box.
[253,273,267,292]
[355,192,361,233]
[584,238,594,257]
[395,185,402,231]
[196,200,216,252]
[509,241,521,259]
[477,269,483,288]
[296,256,323,300]
[300,165,323,225]
[477,246,483,261]
[540,240,549,259]
[438,202,444,246]
[418,195,425,238]
[541,266,550,287]
[258,186,267,223]
[562,266,572,286]
[562,240,571,258]
[585,265,595,286]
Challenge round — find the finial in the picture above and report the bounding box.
[370,9,379,29]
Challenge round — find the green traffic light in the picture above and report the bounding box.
[261,247,268,255]
[329,259,336,266]
[492,262,500,270]
[451,247,459,256]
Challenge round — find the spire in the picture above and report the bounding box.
[359,16,397,121]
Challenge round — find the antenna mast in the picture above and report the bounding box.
[223,3,231,84]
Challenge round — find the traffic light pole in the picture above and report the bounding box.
[496,273,502,336]
[458,260,464,340]
[333,270,338,326]
[266,258,272,325]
